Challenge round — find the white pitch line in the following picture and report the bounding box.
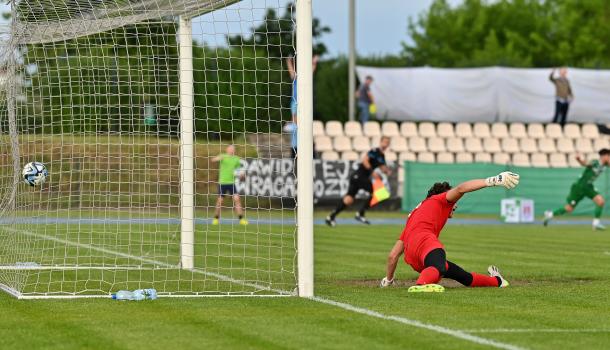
[603,251,610,256]
[4,227,525,350]
[465,328,610,334]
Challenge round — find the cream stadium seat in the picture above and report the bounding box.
[417,152,435,163]
[325,120,343,137]
[512,153,531,167]
[557,138,575,154]
[398,167,404,184]
[531,153,549,167]
[344,121,363,137]
[363,121,381,137]
[465,138,483,153]
[568,155,582,167]
[385,151,398,162]
[408,137,428,153]
[545,124,563,139]
[381,121,400,137]
[436,152,455,163]
[582,123,599,139]
[370,136,381,148]
[400,122,418,138]
[482,138,501,153]
[473,122,491,138]
[491,123,508,139]
[313,120,325,137]
[352,135,371,152]
[446,137,465,153]
[341,151,360,161]
[527,123,546,139]
[594,138,610,150]
[564,123,581,139]
[501,138,520,153]
[474,152,492,163]
[538,138,557,154]
[332,136,352,152]
[419,122,436,138]
[315,136,333,152]
[519,138,538,153]
[493,153,510,165]
[427,137,447,153]
[390,136,408,152]
[437,123,455,138]
[455,152,474,163]
[399,152,416,163]
[575,139,594,154]
[549,154,568,167]
[321,151,339,161]
[509,123,527,139]
[455,122,473,138]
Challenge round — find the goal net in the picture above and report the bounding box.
[0,0,303,298]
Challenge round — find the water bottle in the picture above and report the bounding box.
[111,288,157,300]
[134,288,158,300]
[112,290,135,300]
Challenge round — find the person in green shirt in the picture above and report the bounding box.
[544,149,610,230]
[212,145,247,225]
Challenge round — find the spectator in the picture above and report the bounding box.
[356,76,375,124]
[286,54,319,158]
[549,67,573,126]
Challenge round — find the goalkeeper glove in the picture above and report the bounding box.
[380,277,395,288]
[485,171,520,189]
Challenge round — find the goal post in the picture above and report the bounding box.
[0,0,314,299]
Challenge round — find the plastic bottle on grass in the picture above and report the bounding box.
[112,288,157,301]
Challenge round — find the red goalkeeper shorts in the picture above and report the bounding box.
[403,233,445,273]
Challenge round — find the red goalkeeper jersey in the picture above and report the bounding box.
[400,192,455,241]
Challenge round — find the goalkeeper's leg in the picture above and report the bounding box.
[445,261,504,287]
[213,195,224,225]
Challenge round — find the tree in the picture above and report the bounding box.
[403,0,610,68]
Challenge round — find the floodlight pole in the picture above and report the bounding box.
[179,16,195,270]
[296,0,314,298]
[348,0,356,122]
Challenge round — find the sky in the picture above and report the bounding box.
[0,0,463,57]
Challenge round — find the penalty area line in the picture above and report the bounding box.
[465,328,610,334]
[311,297,527,350]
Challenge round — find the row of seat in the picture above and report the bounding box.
[319,150,591,168]
[313,120,600,140]
[315,135,610,154]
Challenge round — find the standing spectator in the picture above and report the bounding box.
[549,67,573,126]
[286,54,319,158]
[356,76,375,124]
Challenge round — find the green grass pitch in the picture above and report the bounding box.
[2,213,610,349]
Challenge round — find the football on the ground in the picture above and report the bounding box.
[22,162,48,186]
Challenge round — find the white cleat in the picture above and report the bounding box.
[543,210,553,227]
[593,219,606,231]
[325,216,336,227]
[488,265,509,288]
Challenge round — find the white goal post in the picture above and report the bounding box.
[0,0,314,299]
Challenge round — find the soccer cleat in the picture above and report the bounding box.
[487,265,509,288]
[543,210,553,226]
[325,216,336,227]
[593,219,605,231]
[239,218,249,226]
[354,213,371,225]
[407,284,445,293]
[212,218,219,225]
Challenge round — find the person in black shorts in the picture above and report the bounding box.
[326,136,392,226]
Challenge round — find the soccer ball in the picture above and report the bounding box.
[22,162,48,186]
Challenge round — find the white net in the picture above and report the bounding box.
[0,0,298,298]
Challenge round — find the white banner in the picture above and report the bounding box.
[356,66,610,123]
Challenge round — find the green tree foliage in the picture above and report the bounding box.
[403,0,610,68]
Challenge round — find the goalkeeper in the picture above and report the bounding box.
[544,149,610,230]
[380,172,519,293]
[212,145,248,226]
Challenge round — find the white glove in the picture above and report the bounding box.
[380,277,395,288]
[485,172,520,189]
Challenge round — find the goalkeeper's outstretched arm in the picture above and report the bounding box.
[446,172,520,203]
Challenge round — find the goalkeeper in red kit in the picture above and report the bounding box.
[380,172,520,292]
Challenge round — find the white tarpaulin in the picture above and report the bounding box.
[356,66,610,123]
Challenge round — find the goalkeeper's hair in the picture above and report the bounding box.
[599,148,610,156]
[427,182,452,198]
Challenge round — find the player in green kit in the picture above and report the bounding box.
[544,149,610,230]
[212,145,248,225]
